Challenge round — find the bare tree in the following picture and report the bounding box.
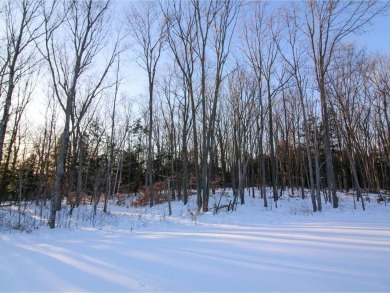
[125,1,165,208]
[242,3,288,207]
[240,2,269,207]
[43,0,118,228]
[195,0,241,212]
[35,91,58,212]
[369,55,390,191]
[328,44,368,210]
[103,58,121,213]
[303,0,388,208]
[0,0,43,188]
[280,5,321,211]
[228,68,257,206]
[0,71,38,206]
[159,66,179,214]
[163,0,200,206]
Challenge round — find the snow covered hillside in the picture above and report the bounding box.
[1,191,390,292]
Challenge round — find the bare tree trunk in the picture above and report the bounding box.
[257,107,267,207]
[319,77,338,208]
[146,83,154,207]
[49,104,71,228]
[104,59,120,213]
[346,146,365,210]
[76,134,84,207]
[217,121,227,190]
[312,119,323,208]
[180,89,190,205]
[267,82,279,208]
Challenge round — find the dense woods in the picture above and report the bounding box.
[0,0,389,228]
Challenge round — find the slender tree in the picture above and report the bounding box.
[125,1,165,208]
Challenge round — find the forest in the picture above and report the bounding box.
[0,0,389,229]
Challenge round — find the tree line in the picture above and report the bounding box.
[0,0,389,228]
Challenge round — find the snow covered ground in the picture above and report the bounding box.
[1,191,390,292]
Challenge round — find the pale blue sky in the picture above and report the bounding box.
[30,0,390,127]
[265,0,390,54]
[352,12,390,54]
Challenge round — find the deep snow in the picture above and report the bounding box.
[1,191,390,292]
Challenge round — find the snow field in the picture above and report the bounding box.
[1,191,390,292]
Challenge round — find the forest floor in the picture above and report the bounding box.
[1,190,390,292]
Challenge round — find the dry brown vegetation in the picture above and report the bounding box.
[131,182,169,207]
